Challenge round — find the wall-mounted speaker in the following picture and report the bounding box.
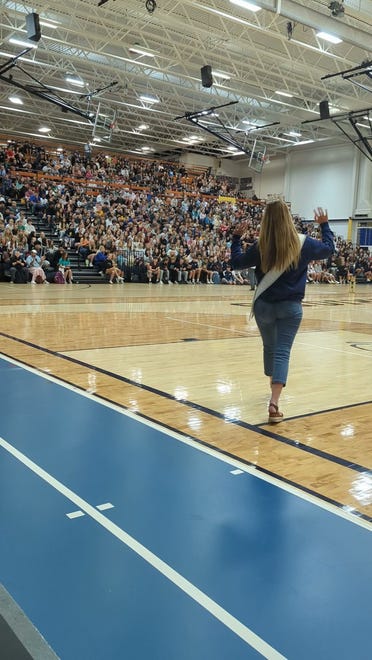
[26,13,41,43]
[319,100,330,120]
[201,65,213,88]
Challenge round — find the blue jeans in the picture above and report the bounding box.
[254,299,303,385]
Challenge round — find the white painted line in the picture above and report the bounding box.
[0,435,286,660]
[230,469,244,475]
[1,354,371,532]
[165,315,252,335]
[296,340,372,359]
[66,510,85,519]
[96,502,114,511]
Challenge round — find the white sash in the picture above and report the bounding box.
[250,233,306,319]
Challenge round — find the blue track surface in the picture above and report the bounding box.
[1,358,372,659]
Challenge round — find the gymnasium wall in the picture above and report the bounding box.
[256,143,358,220]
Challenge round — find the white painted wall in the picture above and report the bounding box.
[354,154,372,215]
[284,144,357,220]
[254,142,359,220]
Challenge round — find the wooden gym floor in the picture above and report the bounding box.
[1,281,371,523]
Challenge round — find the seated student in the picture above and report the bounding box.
[8,249,29,283]
[355,255,371,282]
[320,264,339,284]
[221,265,236,285]
[47,245,65,274]
[85,239,98,267]
[147,255,162,283]
[1,248,11,281]
[26,249,48,284]
[58,249,73,283]
[159,255,170,284]
[232,269,248,285]
[311,260,323,283]
[187,255,201,284]
[364,260,372,282]
[131,255,147,283]
[207,257,222,284]
[105,252,123,284]
[306,261,318,283]
[178,256,190,283]
[199,258,214,284]
[168,253,180,283]
[76,235,90,265]
[92,245,107,273]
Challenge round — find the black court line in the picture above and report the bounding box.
[1,341,372,526]
[1,331,371,475]
[256,398,372,425]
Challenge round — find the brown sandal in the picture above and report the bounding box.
[268,402,284,424]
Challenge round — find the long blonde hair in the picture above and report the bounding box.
[258,200,301,273]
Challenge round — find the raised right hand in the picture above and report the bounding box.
[314,207,328,224]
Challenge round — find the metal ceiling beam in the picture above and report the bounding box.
[258,0,372,51]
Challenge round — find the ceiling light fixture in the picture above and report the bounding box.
[0,105,27,113]
[39,127,51,133]
[285,130,302,137]
[275,90,293,98]
[9,37,38,48]
[65,76,85,87]
[140,95,160,104]
[39,20,58,29]
[8,96,23,105]
[271,136,296,142]
[293,139,314,146]
[213,71,231,80]
[316,31,342,44]
[229,0,261,12]
[129,47,155,57]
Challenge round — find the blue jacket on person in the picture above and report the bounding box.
[230,223,335,303]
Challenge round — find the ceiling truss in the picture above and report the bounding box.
[0,0,371,163]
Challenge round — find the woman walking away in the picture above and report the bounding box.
[230,202,335,423]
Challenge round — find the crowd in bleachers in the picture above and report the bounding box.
[0,140,371,285]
